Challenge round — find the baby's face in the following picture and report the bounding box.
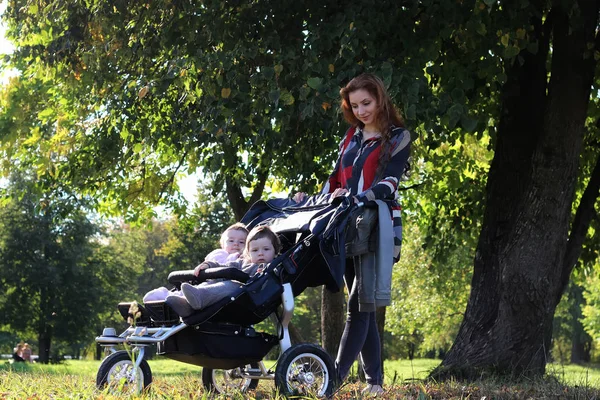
[223,230,247,254]
[248,237,275,264]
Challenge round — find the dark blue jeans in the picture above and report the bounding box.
[335,260,383,385]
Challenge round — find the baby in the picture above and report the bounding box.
[204,222,248,264]
[142,223,249,302]
[166,225,281,317]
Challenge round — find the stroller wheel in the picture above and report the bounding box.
[275,343,335,397]
[202,363,260,394]
[96,350,152,394]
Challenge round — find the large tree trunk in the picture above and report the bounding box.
[438,0,599,379]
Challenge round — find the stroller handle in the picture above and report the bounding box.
[167,267,251,286]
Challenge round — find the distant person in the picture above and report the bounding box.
[143,223,249,302]
[21,343,32,362]
[166,225,281,317]
[12,342,25,363]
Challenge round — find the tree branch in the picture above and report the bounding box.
[225,176,247,221]
[399,182,425,191]
[248,163,271,207]
[157,149,189,202]
[561,153,600,290]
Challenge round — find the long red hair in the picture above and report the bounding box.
[340,73,404,134]
[339,73,405,180]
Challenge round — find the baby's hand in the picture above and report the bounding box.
[292,192,307,203]
[194,262,211,277]
[226,252,241,262]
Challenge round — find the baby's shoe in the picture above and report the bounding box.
[361,384,384,396]
[165,294,193,318]
[143,287,170,303]
[181,283,204,310]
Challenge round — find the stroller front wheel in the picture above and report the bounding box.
[275,343,335,397]
[96,350,152,394]
[202,363,260,394]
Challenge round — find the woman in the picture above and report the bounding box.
[12,342,25,363]
[21,343,32,362]
[295,73,410,395]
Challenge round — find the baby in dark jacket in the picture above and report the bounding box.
[166,225,281,317]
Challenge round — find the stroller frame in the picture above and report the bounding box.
[96,281,295,362]
[96,283,334,396]
[95,195,355,397]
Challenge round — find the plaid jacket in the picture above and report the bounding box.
[322,126,411,261]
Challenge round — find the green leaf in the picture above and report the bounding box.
[262,67,275,80]
[476,23,487,36]
[460,115,478,132]
[38,108,54,119]
[269,90,280,104]
[451,88,464,101]
[300,104,314,120]
[307,77,322,90]
[280,91,295,106]
[381,62,393,87]
[503,45,520,59]
[120,126,130,141]
[299,86,311,100]
[405,104,416,120]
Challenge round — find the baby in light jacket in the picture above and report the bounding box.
[142,223,248,302]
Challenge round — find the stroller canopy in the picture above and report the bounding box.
[241,193,354,293]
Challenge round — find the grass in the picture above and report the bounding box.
[1,358,600,399]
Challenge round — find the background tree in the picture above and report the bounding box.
[0,173,105,363]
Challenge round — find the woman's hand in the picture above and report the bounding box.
[331,188,348,198]
[330,188,358,204]
[292,192,307,203]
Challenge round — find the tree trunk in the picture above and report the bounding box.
[224,143,270,221]
[569,284,592,364]
[321,288,346,358]
[95,343,103,360]
[38,331,52,364]
[438,0,599,379]
[37,277,54,364]
[570,322,592,364]
[289,321,304,344]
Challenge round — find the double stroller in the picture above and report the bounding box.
[95,194,357,397]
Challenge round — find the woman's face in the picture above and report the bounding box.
[247,237,276,264]
[349,89,378,129]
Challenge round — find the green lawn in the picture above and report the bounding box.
[2,357,600,399]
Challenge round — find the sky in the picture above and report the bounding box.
[0,1,15,85]
[0,2,11,54]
